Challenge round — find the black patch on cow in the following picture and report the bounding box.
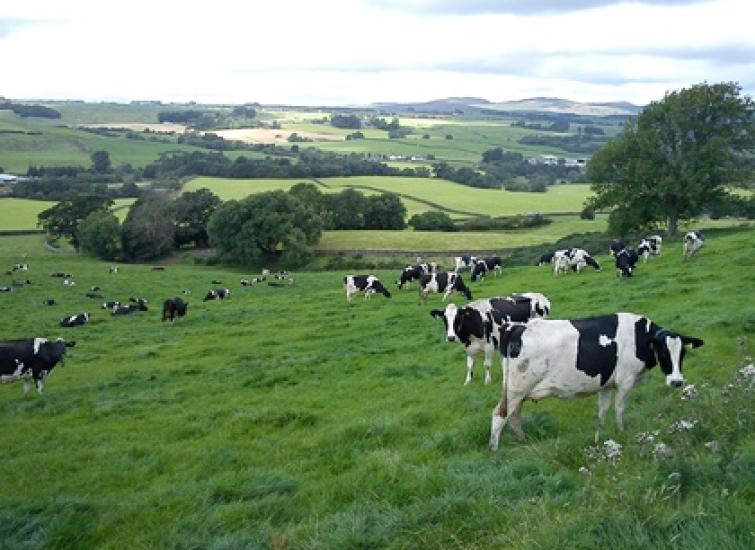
[537,252,555,266]
[454,307,484,346]
[489,297,532,323]
[570,315,620,386]
[350,275,369,291]
[499,324,526,358]
[634,318,659,369]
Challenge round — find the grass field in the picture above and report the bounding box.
[0,228,753,548]
[184,176,594,217]
[0,198,136,230]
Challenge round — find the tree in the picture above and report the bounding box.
[207,191,322,266]
[587,82,755,235]
[90,150,112,174]
[325,188,366,229]
[121,194,176,260]
[173,188,221,247]
[363,192,406,229]
[79,211,122,260]
[408,211,456,231]
[37,196,114,250]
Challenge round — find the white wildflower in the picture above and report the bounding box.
[652,442,673,459]
[636,430,660,444]
[681,384,698,400]
[670,419,698,433]
[704,441,719,453]
[578,466,591,476]
[739,364,755,379]
[602,439,622,462]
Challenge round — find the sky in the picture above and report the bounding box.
[1,0,753,106]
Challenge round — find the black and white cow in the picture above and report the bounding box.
[0,287,11,293]
[537,251,555,266]
[0,338,76,396]
[50,272,73,278]
[112,305,137,315]
[454,256,478,273]
[615,247,640,277]
[471,256,503,282]
[609,239,625,257]
[397,265,422,290]
[430,292,551,385]
[42,299,56,306]
[489,313,704,451]
[11,263,29,272]
[637,235,663,262]
[109,266,119,274]
[683,231,704,258]
[129,297,149,307]
[85,292,103,299]
[344,275,391,303]
[102,301,121,310]
[59,313,89,327]
[552,249,573,275]
[162,298,189,321]
[419,272,472,304]
[63,278,75,286]
[568,249,601,273]
[203,288,231,302]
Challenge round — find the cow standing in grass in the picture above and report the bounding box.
[419,272,472,304]
[162,298,189,322]
[489,313,704,451]
[344,275,391,303]
[0,338,75,396]
[683,231,704,258]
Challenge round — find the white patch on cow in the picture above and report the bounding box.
[598,334,614,347]
[33,337,47,354]
[665,335,684,387]
[1,359,28,383]
[443,304,459,342]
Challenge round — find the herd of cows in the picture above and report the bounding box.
[1,230,707,451]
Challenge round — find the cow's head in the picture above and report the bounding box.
[470,262,487,282]
[456,277,473,300]
[37,338,75,366]
[430,304,484,344]
[652,329,704,387]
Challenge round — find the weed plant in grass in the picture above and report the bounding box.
[0,228,753,548]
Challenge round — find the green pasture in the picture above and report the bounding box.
[1,227,753,548]
[0,111,201,173]
[184,176,594,218]
[0,198,135,230]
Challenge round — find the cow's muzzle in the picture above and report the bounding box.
[447,335,456,342]
[668,379,683,388]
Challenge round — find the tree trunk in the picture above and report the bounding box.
[668,209,678,236]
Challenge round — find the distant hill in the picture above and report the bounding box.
[472,97,642,116]
[372,96,642,117]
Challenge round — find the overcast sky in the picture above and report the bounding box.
[1,0,752,106]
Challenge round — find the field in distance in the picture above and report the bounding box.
[0,198,135,230]
[0,227,752,547]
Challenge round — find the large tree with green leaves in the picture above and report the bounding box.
[587,82,755,235]
[37,196,114,250]
[78,211,122,260]
[207,191,322,266]
[173,188,221,248]
[121,194,176,261]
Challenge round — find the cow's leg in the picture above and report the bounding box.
[23,378,32,397]
[507,400,526,443]
[442,289,452,302]
[595,388,613,443]
[490,390,527,451]
[482,346,493,385]
[35,377,45,395]
[464,354,474,385]
[613,383,634,431]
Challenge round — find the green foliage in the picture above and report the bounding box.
[588,82,755,235]
[121,194,176,260]
[325,188,365,229]
[330,114,361,129]
[363,192,406,230]
[408,210,457,231]
[459,213,551,231]
[208,190,322,265]
[37,195,114,250]
[580,206,596,220]
[173,188,222,248]
[0,101,61,118]
[78,210,122,260]
[90,150,112,174]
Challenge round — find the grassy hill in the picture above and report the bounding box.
[0,198,135,230]
[0,228,753,547]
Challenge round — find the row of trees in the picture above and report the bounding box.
[0,101,61,119]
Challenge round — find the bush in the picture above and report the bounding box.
[459,213,551,231]
[580,207,596,220]
[408,211,457,232]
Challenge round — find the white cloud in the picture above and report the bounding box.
[0,0,752,105]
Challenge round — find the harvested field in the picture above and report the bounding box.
[213,127,345,144]
[77,123,187,133]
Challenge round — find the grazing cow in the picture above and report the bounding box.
[537,251,555,266]
[419,272,472,304]
[102,301,120,310]
[615,248,640,277]
[344,275,391,303]
[471,256,503,282]
[42,299,55,306]
[181,289,192,295]
[129,297,149,306]
[109,266,119,274]
[241,277,265,286]
[683,231,704,258]
[240,279,252,286]
[489,313,704,451]
[454,256,478,273]
[11,263,29,272]
[568,249,601,273]
[63,278,75,286]
[609,239,625,257]
[261,269,271,276]
[0,287,11,293]
[162,298,188,321]
[0,338,76,396]
[85,292,103,299]
[397,265,423,290]
[203,288,231,302]
[60,313,89,327]
[112,301,147,315]
[90,286,101,291]
[637,235,663,262]
[553,251,571,276]
[430,292,551,385]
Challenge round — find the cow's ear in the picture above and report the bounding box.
[681,336,704,349]
[65,341,76,348]
[430,310,443,319]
